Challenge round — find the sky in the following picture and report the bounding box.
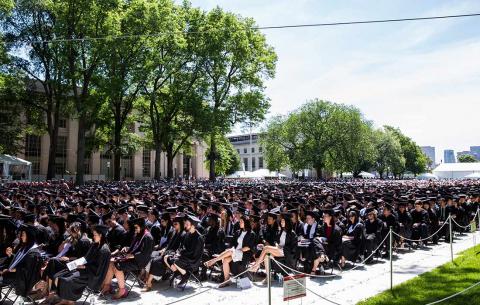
[189,0,480,164]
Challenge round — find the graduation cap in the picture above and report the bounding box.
[19,223,37,237]
[24,213,36,223]
[305,210,318,219]
[185,213,201,225]
[0,215,16,231]
[88,210,101,224]
[161,212,171,221]
[173,213,185,223]
[321,208,334,217]
[93,224,109,236]
[101,210,113,223]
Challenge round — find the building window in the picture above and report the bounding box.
[55,162,65,175]
[121,155,133,178]
[142,148,151,177]
[58,119,67,128]
[252,157,256,170]
[259,157,264,169]
[31,161,40,175]
[243,158,248,171]
[243,148,247,154]
[56,136,67,158]
[251,147,255,153]
[259,146,263,153]
[237,149,240,154]
[25,135,41,157]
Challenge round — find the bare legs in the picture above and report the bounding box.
[204,249,234,268]
[250,246,283,272]
[101,262,127,298]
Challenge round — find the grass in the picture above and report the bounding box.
[357,245,480,305]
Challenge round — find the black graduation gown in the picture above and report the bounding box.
[45,237,92,280]
[262,224,278,246]
[2,247,43,297]
[174,230,204,271]
[107,224,127,251]
[276,230,297,268]
[204,226,226,255]
[57,243,111,301]
[149,231,185,277]
[116,232,154,272]
[342,222,364,261]
[46,232,66,256]
[318,224,343,261]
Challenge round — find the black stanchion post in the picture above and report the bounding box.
[449,216,453,262]
[389,227,393,291]
[267,254,272,305]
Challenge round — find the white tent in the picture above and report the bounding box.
[0,154,32,181]
[225,169,286,179]
[432,163,480,179]
[465,172,480,179]
[359,171,375,178]
[416,173,439,180]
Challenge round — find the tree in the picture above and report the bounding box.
[200,7,276,181]
[3,0,72,179]
[95,0,150,180]
[204,134,240,176]
[458,154,477,163]
[260,115,291,173]
[54,0,120,185]
[373,128,405,179]
[384,126,427,176]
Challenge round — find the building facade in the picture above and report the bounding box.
[18,118,209,181]
[228,134,265,172]
[443,149,456,163]
[420,146,436,168]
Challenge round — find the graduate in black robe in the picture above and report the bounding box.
[164,214,204,287]
[101,217,153,299]
[0,224,43,297]
[143,214,185,290]
[315,208,342,269]
[103,211,127,252]
[55,225,111,305]
[44,222,91,294]
[341,211,364,267]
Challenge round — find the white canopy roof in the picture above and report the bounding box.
[465,172,480,179]
[416,173,439,180]
[433,162,480,172]
[0,154,31,166]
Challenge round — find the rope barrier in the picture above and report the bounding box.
[391,216,451,242]
[424,280,480,305]
[272,233,391,278]
[164,264,252,305]
[450,217,472,230]
[271,258,344,305]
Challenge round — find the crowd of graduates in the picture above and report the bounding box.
[0,179,479,304]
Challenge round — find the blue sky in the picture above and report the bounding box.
[190,0,480,163]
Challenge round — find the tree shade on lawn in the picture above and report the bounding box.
[357,246,480,305]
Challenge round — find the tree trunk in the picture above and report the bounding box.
[75,117,86,185]
[46,126,59,180]
[315,166,322,179]
[154,141,161,180]
[113,120,122,181]
[166,146,174,179]
[209,133,216,181]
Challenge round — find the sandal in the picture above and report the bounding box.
[112,288,128,300]
[141,285,152,292]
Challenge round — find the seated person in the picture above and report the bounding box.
[312,208,342,273]
[54,225,111,305]
[396,201,412,246]
[204,215,255,288]
[340,211,364,268]
[44,221,91,295]
[298,211,320,272]
[101,218,153,299]
[364,208,383,262]
[250,213,297,281]
[204,213,226,257]
[164,214,204,287]
[143,214,186,291]
[0,224,43,298]
[410,200,429,245]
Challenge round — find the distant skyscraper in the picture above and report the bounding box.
[470,146,480,160]
[420,146,436,168]
[444,149,455,163]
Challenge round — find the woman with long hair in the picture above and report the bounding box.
[43,222,91,296]
[54,225,111,305]
[0,224,43,297]
[101,218,153,299]
[204,216,255,288]
[250,213,297,281]
[340,210,364,268]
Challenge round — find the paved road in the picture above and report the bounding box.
[87,229,480,305]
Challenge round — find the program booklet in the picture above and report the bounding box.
[66,257,87,271]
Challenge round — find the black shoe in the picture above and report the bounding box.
[177,273,190,287]
[169,271,180,286]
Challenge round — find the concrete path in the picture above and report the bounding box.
[97,230,480,305]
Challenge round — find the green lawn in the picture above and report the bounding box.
[357,245,480,305]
